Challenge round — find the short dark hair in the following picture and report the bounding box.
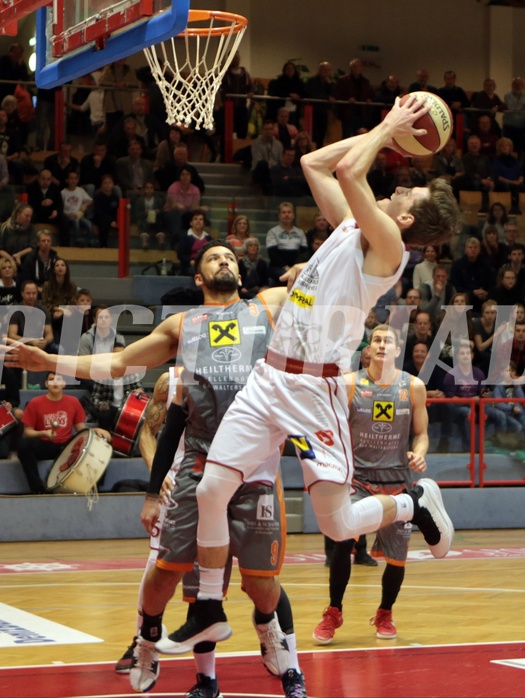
[403,179,461,246]
[194,239,237,275]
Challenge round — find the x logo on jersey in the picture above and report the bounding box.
[373,400,394,422]
[209,319,240,346]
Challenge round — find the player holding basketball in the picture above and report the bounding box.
[313,324,429,645]
[3,96,459,681]
[157,94,460,650]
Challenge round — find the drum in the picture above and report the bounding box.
[112,391,150,456]
[0,403,17,436]
[47,429,113,494]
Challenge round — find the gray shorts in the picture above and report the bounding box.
[352,470,412,564]
[157,436,285,578]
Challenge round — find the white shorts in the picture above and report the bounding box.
[207,359,354,489]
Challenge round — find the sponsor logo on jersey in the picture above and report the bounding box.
[373,400,395,422]
[355,407,372,413]
[315,429,335,446]
[209,319,240,346]
[211,347,242,363]
[242,325,267,336]
[288,435,316,459]
[360,377,370,385]
[185,332,207,345]
[372,422,393,433]
[289,289,315,309]
[397,408,410,415]
[191,313,208,324]
[360,390,373,397]
[256,494,274,520]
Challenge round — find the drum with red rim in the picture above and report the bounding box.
[47,429,113,494]
[0,403,17,437]
[112,391,150,456]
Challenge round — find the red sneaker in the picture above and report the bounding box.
[370,608,396,639]
[312,606,343,645]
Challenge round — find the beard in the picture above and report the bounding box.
[205,269,239,294]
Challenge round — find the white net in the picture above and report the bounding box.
[143,10,247,130]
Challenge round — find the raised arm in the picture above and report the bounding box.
[139,371,170,471]
[407,376,429,473]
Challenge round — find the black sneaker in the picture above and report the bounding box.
[409,478,454,558]
[185,672,222,698]
[353,551,378,567]
[156,600,232,655]
[115,635,137,674]
[282,668,307,698]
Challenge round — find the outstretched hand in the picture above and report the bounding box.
[1,338,50,372]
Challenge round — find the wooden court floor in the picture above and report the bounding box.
[0,529,524,697]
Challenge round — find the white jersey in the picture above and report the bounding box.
[269,219,409,371]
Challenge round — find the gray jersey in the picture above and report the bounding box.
[179,298,272,439]
[349,368,414,490]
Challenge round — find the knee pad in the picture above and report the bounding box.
[196,463,242,548]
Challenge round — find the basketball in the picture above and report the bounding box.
[392,91,453,157]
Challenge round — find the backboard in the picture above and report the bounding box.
[35,0,190,88]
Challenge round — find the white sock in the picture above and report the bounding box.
[393,493,414,522]
[193,649,216,678]
[285,632,300,672]
[197,567,224,601]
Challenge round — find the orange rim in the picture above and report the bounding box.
[178,9,248,36]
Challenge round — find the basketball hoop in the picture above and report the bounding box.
[143,9,248,130]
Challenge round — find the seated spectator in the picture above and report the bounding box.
[492,137,524,212]
[114,95,166,160]
[0,152,8,189]
[419,264,456,323]
[0,202,37,268]
[178,210,212,276]
[481,202,509,244]
[17,372,109,494]
[490,361,525,448]
[502,219,520,256]
[372,74,402,126]
[503,77,525,157]
[304,61,335,149]
[226,215,251,257]
[26,168,69,246]
[154,125,185,172]
[164,167,203,237]
[79,141,118,197]
[436,70,470,118]
[134,181,166,250]
[480,225,507,273]
[270,147,310,197]
[0,258,20,306]
[116,139,154,196]
[273,107,298,149]
[41,257,78,344]
[61,171,93,247]
[109,116,147,160]
[0,107,26,184]
[409,155,434,187]
[439,339,505,452]
[450,237,493,314]
[431,138,464,186]
[301,230,328,261]
[78,305,125,356]
[2,94,24,143]
[18,229,58,292]
[471,78,506,135]
[412,245,438,289]
[265,201,307,283]
[472,114,499,159]
[293,131,313,165]
[473,299,498,375]
[455,135,494,206]
[399,287,423,325]
[305,211,332,255]
[251,120,283,194]
[435,292,475,366]
[500,243,525,288]
[239,237,269,299]
[403,310,435,363]
[154,143,205,194]
[92,175,119,248]
[361,309,379,344]
[8,280,58,376]
[367,151,395,200]
[498,301,525,346]
[489,267,523,306]
[75,288,96,336]
[44,141,80,190]
[498,320,525,377]
[68,72,105,137]
[403,341,446,401]
[80,342,143,431]
[267,61,305,125]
